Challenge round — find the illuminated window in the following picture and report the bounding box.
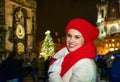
[109,44,111,47]
[105,44,108,47]
[112,8,115,13]
[105,40,108,42]
[110,48,114,51]
[111,39,114,42]
[115,48,118,50]
[112,43,114,47]
[117,43,120,46]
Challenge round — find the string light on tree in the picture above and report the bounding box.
[39,30,55,60]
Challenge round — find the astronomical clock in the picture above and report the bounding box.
[0,0,37,57]
[13,7,27,55]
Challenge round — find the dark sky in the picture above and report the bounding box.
[36,0,98,42]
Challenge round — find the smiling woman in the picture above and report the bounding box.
[48,18,99,82]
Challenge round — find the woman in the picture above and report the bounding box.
[48,18,99,82]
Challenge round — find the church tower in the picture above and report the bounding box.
[97,0,120,38]
[95,0,120,55]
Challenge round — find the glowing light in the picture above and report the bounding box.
[111,55,115,59]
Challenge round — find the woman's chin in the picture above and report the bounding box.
[68,48,76,52]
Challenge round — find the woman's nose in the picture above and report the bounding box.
[69,37,74,42]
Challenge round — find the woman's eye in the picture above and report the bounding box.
[75,36,80,39]
[66,34,71,37]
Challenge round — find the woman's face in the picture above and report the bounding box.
[66,29,85,52]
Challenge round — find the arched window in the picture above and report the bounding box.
[110,26,117,34]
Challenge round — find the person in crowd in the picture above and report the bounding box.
[44,56,52,82]
[23,58,32,77]
[31,58,38,82]
[96,58,108,80]
[110,56,120,82]
[48,18,99,82]
[0,51,24,82]
[38,57,47,82]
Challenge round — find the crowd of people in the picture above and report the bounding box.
[0,51,51,82]
[96,54,120,82]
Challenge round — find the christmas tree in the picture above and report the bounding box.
[39,30,55,60]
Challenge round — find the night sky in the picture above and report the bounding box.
[36,0,98,42]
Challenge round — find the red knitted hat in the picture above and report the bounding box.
[65,18,99,42]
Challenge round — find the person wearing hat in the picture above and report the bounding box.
[48,18,99,82]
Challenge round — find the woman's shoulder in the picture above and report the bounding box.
[70,58,96,82]
[73,58,96,69]
[78,58,95,64]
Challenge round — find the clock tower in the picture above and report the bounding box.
[0,0,37,58]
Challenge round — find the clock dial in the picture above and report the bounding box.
[16,24,25,39]
[17,42,25,54]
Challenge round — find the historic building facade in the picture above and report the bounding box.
[95,0,120,55]
[0,0,37,59]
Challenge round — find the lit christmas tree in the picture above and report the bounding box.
[39,30,55,60]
